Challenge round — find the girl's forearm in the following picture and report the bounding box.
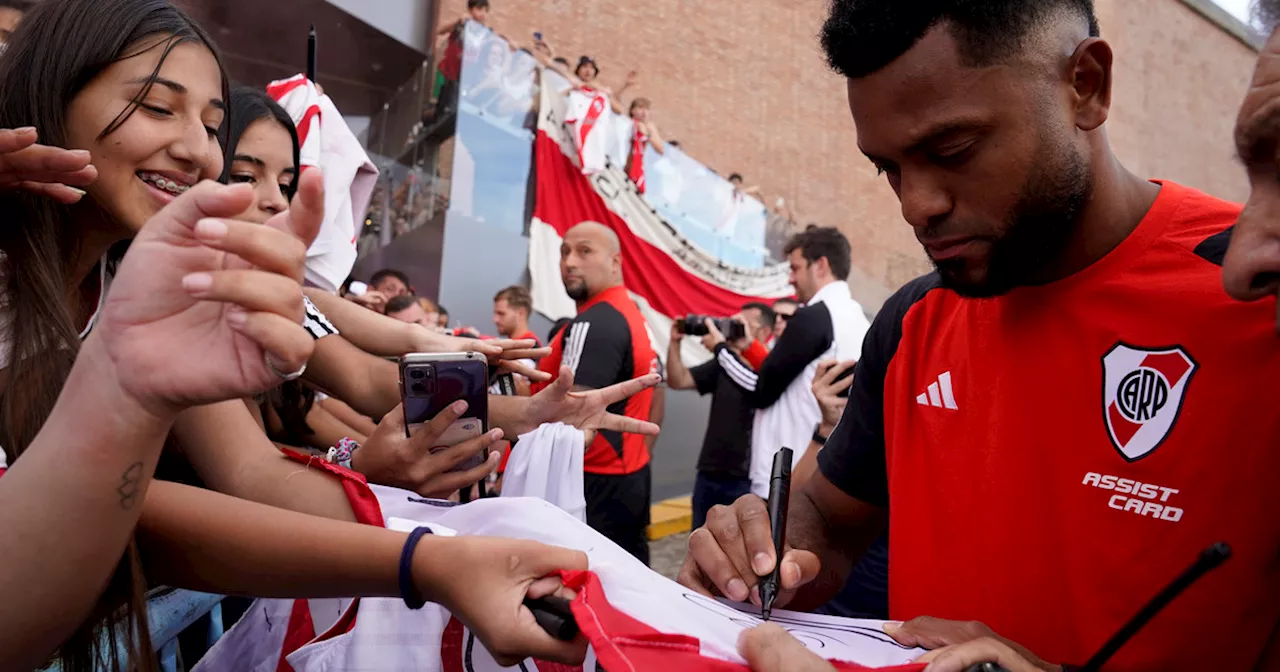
[138,480,419,600]
[0,337,173,669]
[304,288,423,357]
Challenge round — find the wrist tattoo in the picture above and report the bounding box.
[117,461,144,510]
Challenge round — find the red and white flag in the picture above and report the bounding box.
[532,70,793,365]
[564,86,612,175]
[266,75,379,294]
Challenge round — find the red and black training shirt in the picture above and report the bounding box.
[818,181,1280,670]
[535,285,658,475]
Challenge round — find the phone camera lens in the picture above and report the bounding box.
[411,382,427,395]
[410,369,426,379]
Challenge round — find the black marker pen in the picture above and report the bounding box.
[524,595,579,641]
[759,446,793,622]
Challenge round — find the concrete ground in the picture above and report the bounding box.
[648,531,690,581]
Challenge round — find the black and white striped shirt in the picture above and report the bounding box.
[303,296,338,340]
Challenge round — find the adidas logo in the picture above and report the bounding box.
[915,371,958,410]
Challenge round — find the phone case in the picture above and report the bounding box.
[399,353,490,472]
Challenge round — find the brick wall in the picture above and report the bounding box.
[438,0,1258,311]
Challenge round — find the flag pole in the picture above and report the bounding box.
[306,24,317,84]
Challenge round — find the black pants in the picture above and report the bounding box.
[691,471,752,530]
[584,465,651,566]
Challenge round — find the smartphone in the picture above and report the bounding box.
[834,361,856,399]
[399,352,490,471]
[347,280,368,297]
[534,31,543,41]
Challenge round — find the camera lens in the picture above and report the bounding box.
[410,369,426,379]
[411,382,427,394]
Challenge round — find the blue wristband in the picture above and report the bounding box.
[399,526,434,610]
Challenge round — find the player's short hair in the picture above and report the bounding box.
[741,302,777,329]
[784,226,852,281]
[494,285,533,314]
[370,268,412,289]
[821,0,1100,79]
[629,97,651,113]
[467,0,489,10]
[385,294,420,315]
[728,172,743,183]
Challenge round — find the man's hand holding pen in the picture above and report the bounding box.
[676,492,820,609]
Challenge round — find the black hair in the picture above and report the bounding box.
[728,172,743,182]
[438,304,450,317]
[222,86,300,200]
[553,56,570,67]
[468,0,490,8]
[0,0,35,11]
[370,268,412,290]
[784,226,852,281]
[385,294,421,315]
[741,301,777,328]
[549,316,573,341]
[227,87,309,448]
[668,139,680,148]
[821,0,1099,79]
[576,55,598,76]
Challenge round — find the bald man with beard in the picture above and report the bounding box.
[528,222,661,564]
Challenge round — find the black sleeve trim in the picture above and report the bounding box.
[818,273,942,508]
[1192,226,1232,267]
[719,302,834,409]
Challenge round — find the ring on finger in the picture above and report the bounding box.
[265,351,307,381]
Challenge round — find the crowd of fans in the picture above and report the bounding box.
[431,0,801,252]
[3,0,1280,670]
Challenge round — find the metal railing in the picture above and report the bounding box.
[354,20,799,266]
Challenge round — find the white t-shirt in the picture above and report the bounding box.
[0,256,112,471]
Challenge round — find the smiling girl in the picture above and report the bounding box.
[0,1,602,670]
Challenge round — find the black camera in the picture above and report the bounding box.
[676,314,747,341]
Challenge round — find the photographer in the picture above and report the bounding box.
[702,227,869,497]
[666,303,775,527]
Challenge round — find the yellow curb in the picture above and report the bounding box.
[646,494,693,540]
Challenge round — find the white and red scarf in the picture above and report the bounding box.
[564,86,611,175]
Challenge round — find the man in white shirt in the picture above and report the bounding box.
[703,227,869,496]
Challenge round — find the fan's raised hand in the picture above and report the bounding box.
[93,174,323,418]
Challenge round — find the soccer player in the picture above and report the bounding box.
[681,1,1280,669]
[493,285,541,344]
[532,222,659,564]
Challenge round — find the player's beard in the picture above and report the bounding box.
[564,279,589,302]
[933,139,1093,298]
